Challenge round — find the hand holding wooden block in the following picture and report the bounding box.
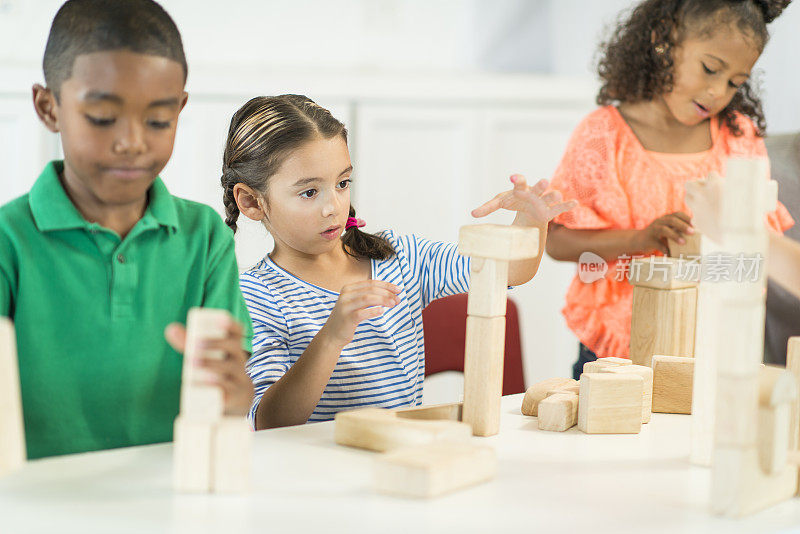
[651,355,694,414]
[538,393,579,432]
[521,377,577,416]
[180,308,231,419]
[578,373,643,434]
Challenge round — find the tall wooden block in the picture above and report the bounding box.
[521,377,577,416]
[0,318,25,477]
[180,308,230,419]
[462,316,506,436]
[466,258,509,318]
[787,337,800,494]
[630,286,697,367]
[374,441,496,498]
[582,357,631,374]
[577,373,643,434]
[213,417,252,493]
[628,257,701,289]
[652,355,694,414]
[457,224,539,261]
[538,393,579,432]
[173,416,214,493]
[668,232,703,259]
[601,364,653,423]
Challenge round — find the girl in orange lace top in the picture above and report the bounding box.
[546,0,794,378]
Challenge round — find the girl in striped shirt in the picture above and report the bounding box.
[221,95,575,429]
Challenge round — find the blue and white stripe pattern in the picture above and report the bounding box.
[240,230,471,425]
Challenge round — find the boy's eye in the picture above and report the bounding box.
[85,114,115,127]
[702,63,716,75]
[337,179,352,189]
[300,189,316,199]
[147,120,172,129]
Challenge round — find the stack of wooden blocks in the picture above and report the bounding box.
[0,318,25,478]
[173,308,252,493]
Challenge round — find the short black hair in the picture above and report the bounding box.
[43,0,187,98]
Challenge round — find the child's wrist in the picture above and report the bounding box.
[317,325,348,352]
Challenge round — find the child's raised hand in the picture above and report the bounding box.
[165,318,255,416]
[321,280,401,348]
[471,174,577,225]
[635,211,695,255]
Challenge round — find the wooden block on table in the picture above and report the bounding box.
[173,416,214,493]
[538,393,579,432]
[757,366,798,476]
[213,416,252,493]
[179,308,230,419]
[630,286,697,367]
[462,316,506,437]
[458,224,539,261]
[0,318,25,477]
[651,355,694,414]
[668,232,703,259]
[521,377,577,416]
[628,257,700,290]
[466,258,509,318]
[601,364,653,423]
[578,373,643,434]
[395,402,462,421]
[374,441,496,498]
[582,357,631,374]
[335,408,471,452]
[546,383,581,397]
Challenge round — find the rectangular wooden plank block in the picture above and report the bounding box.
[173,416,214,493]
[601,364,653,423]
[179,308,230,419]
[335,408,471,452]
[458,224,539,261]
[374,441,496,498]
[462,316,506,436]
[213,417,252,493]
[521,377,577,416]
[652,355,694,414]
[578,373,643,434]
[466,258,509,318]
[0,318,25,477]
[538,393,579,432]
[395,403,462,421]
[630,286,697,367]
[628,257,700,290]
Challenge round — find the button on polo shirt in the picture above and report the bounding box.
[0,161,253,459]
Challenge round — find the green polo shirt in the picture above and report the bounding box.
[0,161,253,459]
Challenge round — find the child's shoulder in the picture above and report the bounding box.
[0,193,36,237]
[568,105,627,144]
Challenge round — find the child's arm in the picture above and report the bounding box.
[253,280,401,430]
[546,212,694,263]
[471,175,577,285]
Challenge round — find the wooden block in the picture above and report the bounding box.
[577,373,643,434]
[787,337,800,494]
[582,357,631,374]
[652,355,694,414]
[601,364,653,423]
[374,441,496,498]
[546,383,581,397]
[521,378,576,416]
[458,224,539,261]
[466,258,509,318]
[538,393,579,432]
[213,417,252,493]
[668,232,703,259]
[0,318,25,477]
[462,316,506,436]
[757,366,798,476]
[179,308,230,419]
[395,403,462,421]
[173,416,214,493]
[630,286,697,367]
[628,257,700,289]
[334,408,471,452]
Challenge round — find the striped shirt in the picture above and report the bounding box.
[240,230,471,424]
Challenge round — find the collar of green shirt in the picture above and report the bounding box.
[29,160,179,234]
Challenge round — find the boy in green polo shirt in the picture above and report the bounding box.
[0,0,254,459]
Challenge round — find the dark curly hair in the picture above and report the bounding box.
[596,0,791,137]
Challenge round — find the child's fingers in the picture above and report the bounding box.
[539,190,564,205]
[354,306,385,323]
[530,178,549,196]
[199,337,247,363]
[548,199,578,218]
[345,292,399,311]
[164,323,187,353]
[343,280,401,294]
[664,215,693,236]
[657,224,685,244]
[471,191,512,218]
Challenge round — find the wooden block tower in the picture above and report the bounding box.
[703,158,799,516]
[457,224,539,437]
[0,318,25,477]
[173,308,252,493]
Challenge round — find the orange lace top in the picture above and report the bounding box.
[550,106,794,358]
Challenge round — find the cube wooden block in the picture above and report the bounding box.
[458,224,539,261]
[462,316,506,436]
[466,258,509,318]
[601,364,653,424]
[582,357,631,374]
[213,417,252,493]
[668,232,703,259]
[173,416,214,493]
[651,355,694,414]
[578,373,643,434]
[0,318,25,477]
[546,383,581,397]
[628,257,700,290]
[374,441,496,498]
[630,286,697,367]
[335,408,471,452]
[538,393,579,432]
[521,378,577,416]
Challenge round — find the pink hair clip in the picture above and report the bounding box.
[345,217,366,230]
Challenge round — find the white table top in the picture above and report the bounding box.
[1,394,799,534]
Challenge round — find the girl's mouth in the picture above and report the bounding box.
[321,226,341,240]
[693,101,710,119]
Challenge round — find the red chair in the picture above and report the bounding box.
[422,293,525,395]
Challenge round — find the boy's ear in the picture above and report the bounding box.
[233,183,267,222]
[32,84,60,133]
[179,91,188,113]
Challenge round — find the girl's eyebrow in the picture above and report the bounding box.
[292,166,353,187]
